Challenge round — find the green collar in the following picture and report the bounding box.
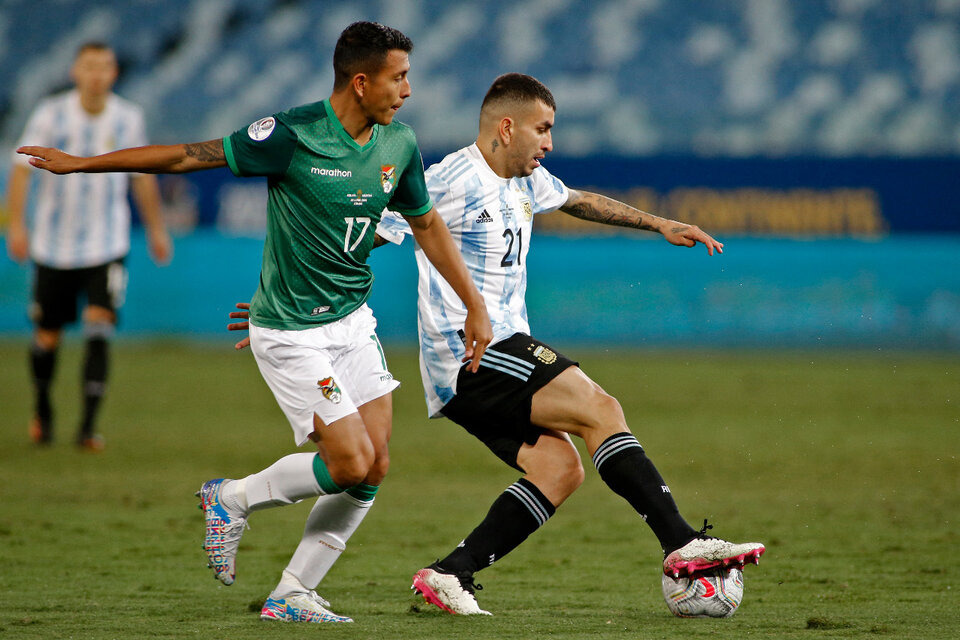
[323,99,379,152]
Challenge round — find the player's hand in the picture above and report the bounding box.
[228,302,251,350]
[461,304,492,373]
[147,227,173,266]
[5,221,29,263]
[662,223,724,256]
[17,146,84,175]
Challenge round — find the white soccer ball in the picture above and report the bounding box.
[661,566,744,618]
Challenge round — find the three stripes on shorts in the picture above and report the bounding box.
[477,348,535,381]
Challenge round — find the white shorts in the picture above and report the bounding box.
[250,304,400,446]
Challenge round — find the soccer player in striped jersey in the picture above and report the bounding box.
[5,42,171,450]
[376,73,766,615]
[19,23,491,624]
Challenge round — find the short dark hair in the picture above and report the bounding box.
[75,41,113,59]
[333,22,413,90]
[481,73,556,114]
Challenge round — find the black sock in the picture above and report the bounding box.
[80,337,109,439]
[437,478,556,575]
[593,432,697,553]
[30,343,57,433]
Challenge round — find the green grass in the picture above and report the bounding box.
[1,340,958,639]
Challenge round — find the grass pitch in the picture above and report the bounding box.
[0,340,957,639]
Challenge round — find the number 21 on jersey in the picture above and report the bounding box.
[501,227,523,267]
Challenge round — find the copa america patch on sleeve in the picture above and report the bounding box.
[247,116,276,141]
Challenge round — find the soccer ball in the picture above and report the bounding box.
[661,566,744,618]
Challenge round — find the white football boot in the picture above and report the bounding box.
[260,590,353,623]
[663,520,765,578]
[196,478,248,585]
[412,565,492,615]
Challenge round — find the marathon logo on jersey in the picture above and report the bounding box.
[247,117,276,141]
[318,377,342,404]
[380,165,397,193]
[475,209,494,224]
[311,167,353,178]
[347,190,373,206]
[520,197,533,221]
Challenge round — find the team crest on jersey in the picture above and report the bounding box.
[520,197,533,221]
[318,377,342,404]
[529,344,557,364]
[247,117,276,141]
[380,165,397,193]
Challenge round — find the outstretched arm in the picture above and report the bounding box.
[405,208,492,372]
[560,188,723,255]
[16,139,227,175]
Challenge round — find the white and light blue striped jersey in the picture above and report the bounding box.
[13,90,148,269]
[378,143,569,416]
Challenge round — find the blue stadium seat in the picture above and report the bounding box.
[1,0,958,157]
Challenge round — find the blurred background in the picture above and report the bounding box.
[1,0,958,348]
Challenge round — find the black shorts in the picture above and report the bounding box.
[440,333,578,471]
[31,259,127,330]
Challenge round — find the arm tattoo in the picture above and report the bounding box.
[562,191,660,231]
[184,140,225,163]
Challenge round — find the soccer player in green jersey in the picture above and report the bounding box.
[19,22,492,624]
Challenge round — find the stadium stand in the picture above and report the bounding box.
[1,0,958,158]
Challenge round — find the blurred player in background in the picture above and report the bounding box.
[375,73,766,615]
[5,41,171,450]
[18,22,490,624]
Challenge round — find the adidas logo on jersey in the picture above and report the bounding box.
[475,209,494,223]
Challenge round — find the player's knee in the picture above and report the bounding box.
[365,450,390,485]
[34,329,61,351]
[328,450,375,488]
[577,388,626,431]
[82,305,116,326]
[556,453,585,497]
[327,440,376,488]
[599,390,626,424]
[523,445,584,501]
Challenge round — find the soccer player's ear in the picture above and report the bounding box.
[499,117,514,145]
[351,74,366,98]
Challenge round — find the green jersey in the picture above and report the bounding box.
[223,99,432,329]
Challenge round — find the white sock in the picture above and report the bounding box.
[238,452,325,512]
[277,492,375,593]
[272,569,311,599]
[219,478,248,514]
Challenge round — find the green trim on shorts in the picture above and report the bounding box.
[312,454,345,495]
[370,334,387,369]
[345,482,379,502]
